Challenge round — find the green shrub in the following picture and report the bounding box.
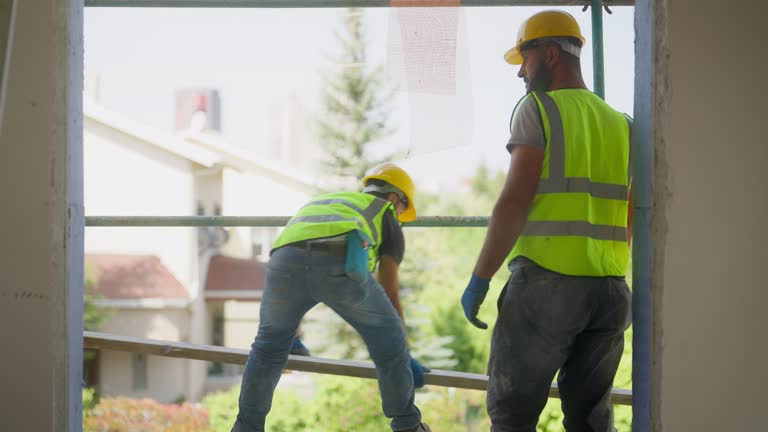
[82,387,98,416]
[306,375,388,431]
[202,382,312,432]
[201,385,240,432]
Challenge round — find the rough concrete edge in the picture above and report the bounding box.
[62,0,85,429]
[650,0,670,431]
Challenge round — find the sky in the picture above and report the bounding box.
[84,5,635,191]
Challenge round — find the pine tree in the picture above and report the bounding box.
[316,8,398,189]
[310,10,457,371]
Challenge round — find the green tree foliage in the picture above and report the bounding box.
[310,8,456,369]
[84,265,112,366]
[82,387,98,416]
[202,376,492,432]
[310,7,402,360]
[84,265,111,331]
[316,8,398,189]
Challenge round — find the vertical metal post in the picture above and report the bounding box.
[632,0,653,430]
[590,0,605,99]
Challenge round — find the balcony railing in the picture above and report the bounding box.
[84,331,632,405]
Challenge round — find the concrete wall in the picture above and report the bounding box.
[0,1,82,430]
[648,0,768,430]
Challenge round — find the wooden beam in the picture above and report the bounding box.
[84,331,632,405]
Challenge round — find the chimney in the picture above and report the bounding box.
[174,89,221,132]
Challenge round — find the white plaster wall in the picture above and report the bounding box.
[653,1,768,430]
[221,167,310,258]
[101,308,189,341]
[223,300,261,350]
[98,309,192,403]
[0,1,83,430]
[193,168,224,215]
[98,351,189,404]
[84,120,198,289]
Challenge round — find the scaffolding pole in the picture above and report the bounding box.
[84,0,634,8]
[85,215,490,228]
[590,0,605,99]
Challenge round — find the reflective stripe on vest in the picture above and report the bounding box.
[286,198,388,244]
[272,192,395,271]
[508,89,630,277]
[527,91,628,241]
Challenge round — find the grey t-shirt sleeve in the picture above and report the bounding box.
[506,94,546,154]
[378,210,404,264]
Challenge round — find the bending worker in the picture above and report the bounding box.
[460,10,632,432]
[233,163,431,432]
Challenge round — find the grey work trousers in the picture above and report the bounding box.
[487,257,631,432]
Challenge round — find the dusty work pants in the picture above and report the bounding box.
[233,244,421,432]
[487,257,631,432]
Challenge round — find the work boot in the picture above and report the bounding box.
[290,337,311,356]
[398,423,432,432]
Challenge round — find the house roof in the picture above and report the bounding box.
[204,254,265,301]
[84,101,220,168]
[179,130,318,192]
[85,254,188,300]
[84,101,318,191]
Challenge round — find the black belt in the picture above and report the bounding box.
[291,238,347,258]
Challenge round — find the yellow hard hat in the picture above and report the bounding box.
[504,10,586,65]
[362,164,417,223]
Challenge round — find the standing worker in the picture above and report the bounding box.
[233,163,431,432]
[460,10,632,432]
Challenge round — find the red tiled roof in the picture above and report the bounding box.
[85,254,188,299]
[205,254,266,293]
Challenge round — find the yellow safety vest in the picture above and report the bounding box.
[272,192,396,271]
[508,89,630,276]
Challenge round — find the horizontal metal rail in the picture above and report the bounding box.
[84,331,632,405]
[84,0,634,8]
[85,215,490,227]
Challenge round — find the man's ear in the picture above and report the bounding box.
[545,44,560,68]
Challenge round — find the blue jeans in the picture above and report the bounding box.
[233,244,421,431]
[487,257,631,432]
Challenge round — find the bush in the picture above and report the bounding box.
[202,382,311,432]
[201,385,240,431]
[82,387,98,416]
[83,397,210,432]
[307,375,388,431]
[415,387,490,431]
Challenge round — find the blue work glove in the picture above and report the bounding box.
[461,273,491,329]
[290,337,311,356]
[410,357,431,388]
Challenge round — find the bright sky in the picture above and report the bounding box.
[84,5,635,191]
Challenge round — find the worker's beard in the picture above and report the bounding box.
[526,60,553,93]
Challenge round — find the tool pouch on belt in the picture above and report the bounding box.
[345,230,370,283]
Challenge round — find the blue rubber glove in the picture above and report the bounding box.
[290,337,311,356]
[410,357,431,388]
[461,273,491,329]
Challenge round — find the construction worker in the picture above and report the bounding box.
[460,10,632,432]
[232,163,431,432]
